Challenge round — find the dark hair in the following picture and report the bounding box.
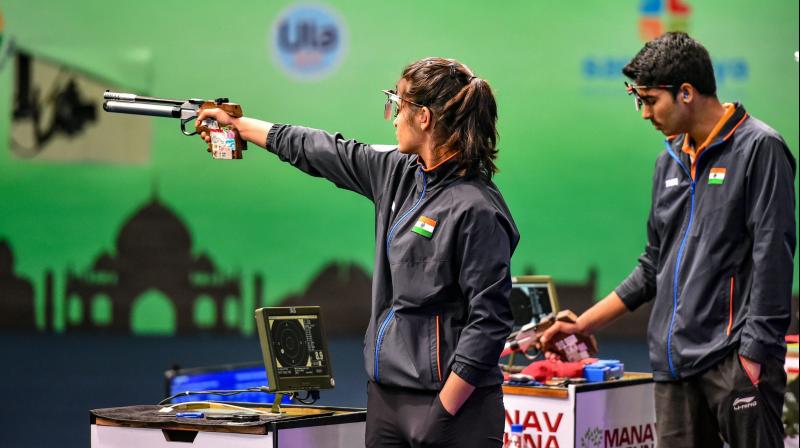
[622,32,717,97]
[401,57,498,180]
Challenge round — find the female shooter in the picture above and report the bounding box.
[197,57,518,448]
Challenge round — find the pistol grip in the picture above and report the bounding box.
[195,121,214,153]
[220,104,246,159]
[233,132,247,159]
[198,101,246,159]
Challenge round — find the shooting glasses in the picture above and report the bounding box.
[382,89,425,120]
[624,81,675,112]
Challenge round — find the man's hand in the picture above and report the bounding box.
[739,355,762,384]
[538,291,630,360]
[539,319,586,359]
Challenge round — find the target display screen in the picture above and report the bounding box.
[255,306,334,392]
[270,315,328,377]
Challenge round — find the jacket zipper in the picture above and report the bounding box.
[385,168,428,255]
[726,276,735,336]
[374,168,428,381]
[664,140,717,379]
[373,308,395,381]
[435,314,442,382]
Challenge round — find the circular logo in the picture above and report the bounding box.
[270,3,348,81]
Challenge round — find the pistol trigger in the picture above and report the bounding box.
[180,117,197,136]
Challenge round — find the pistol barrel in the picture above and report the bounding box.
[103,100,181,118]
[103,91,138,101]
[103,91,185,105]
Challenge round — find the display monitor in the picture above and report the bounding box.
[163,362,292,404]
[509,275,560,330]
[255,306,334,393]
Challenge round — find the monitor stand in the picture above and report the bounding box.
[271,392,287,414]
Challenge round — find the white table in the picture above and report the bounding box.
[502,373,656,448]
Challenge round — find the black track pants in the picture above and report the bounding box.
[655,350,786,447]
[365,381,505,448]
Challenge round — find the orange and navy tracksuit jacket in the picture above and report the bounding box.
[616,103,797,381]
[266,124,519,391]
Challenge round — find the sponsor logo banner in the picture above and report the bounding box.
[270,3,348,81]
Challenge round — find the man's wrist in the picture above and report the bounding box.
[575,315,590,334]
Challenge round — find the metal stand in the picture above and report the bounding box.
[271,393,287,414]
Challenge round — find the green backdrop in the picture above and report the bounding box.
[0,0,797,335]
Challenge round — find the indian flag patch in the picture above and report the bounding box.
[411,216,437,238]
[709,167,727,185]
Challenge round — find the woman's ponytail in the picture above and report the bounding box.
[401,58,499,180]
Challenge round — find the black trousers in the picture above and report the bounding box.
[365,381,505,448]
[655,349,786,447]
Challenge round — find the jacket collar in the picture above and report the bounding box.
[680,102,749,154]
[668,103,749,179]
[672,103,749,153]
[412,153,462,192]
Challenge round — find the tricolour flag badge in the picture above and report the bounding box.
[412,216,437,238]
[709,167,727,185]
